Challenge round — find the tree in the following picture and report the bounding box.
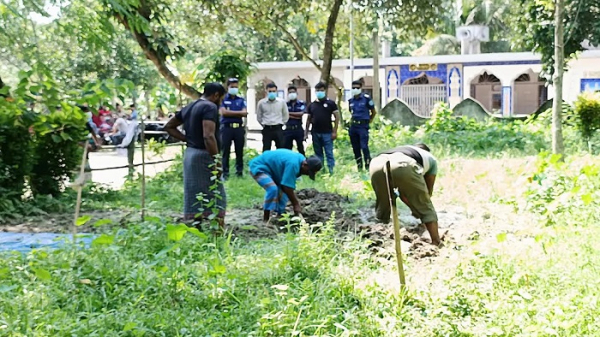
[101,0,201,98]
[514,0,600,155]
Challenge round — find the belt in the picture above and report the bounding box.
[351,119,370,125]
[224,123,242,128]
[285,125,302,130]
[264,124,282,129]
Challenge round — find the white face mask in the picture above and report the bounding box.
[351,88,362,96]
[288,93,298,100]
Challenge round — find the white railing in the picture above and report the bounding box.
[400,84,447,118]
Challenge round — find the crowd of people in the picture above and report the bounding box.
[84,103,139,146]
[164,79,442,246]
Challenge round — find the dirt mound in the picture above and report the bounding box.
[296,188,355,227]
[295,188,444,260]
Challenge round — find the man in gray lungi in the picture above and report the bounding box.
[165,83,227,228]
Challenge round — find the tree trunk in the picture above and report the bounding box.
[320,0,344,86]
[552,0,565,157]
[114,14,201,100]
[372,28,381,112]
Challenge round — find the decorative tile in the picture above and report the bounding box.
[501,86,512,116]
[387,69,399,98]
[448,67,462,98]
[581,78,600,92]
[400,64,448,84]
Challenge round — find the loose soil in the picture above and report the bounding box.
[0,188,471,261]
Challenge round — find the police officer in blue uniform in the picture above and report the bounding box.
[220,78,248,179]
[283,86,306,156]
[348,80,377,171]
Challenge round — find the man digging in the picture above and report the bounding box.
[249,149,323,223]
[369,143,441,246]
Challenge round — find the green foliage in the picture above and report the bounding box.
[574,92,600,140]
[202,48,254,87]
[421,103,547,154]
[523,152,599,226]
[29,109,87,197]
[0,98,36,200]
[514,0,600,79]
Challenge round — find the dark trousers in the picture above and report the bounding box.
[262,125,283,152]
[283,127,305,156]
[349,124,371,170]
[221,126,245,178]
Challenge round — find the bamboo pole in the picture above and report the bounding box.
[384,160,406,289]
[140,117,146,221]
[72,145,89,244]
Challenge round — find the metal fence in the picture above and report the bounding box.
[400,84,447,118]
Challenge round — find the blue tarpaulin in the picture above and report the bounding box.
[0,232,94,253]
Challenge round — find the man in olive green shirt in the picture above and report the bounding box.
[369,143,440,246]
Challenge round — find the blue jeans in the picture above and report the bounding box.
[312,132,335,174]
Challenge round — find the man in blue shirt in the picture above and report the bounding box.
[348,80,377,171]
[220,78,248,179]
[283,85,306,156]
[249,149,323,222]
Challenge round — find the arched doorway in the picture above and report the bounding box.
[399,73,446,117]
[470,72,501,112]
[513,70,548,115]
[288,77,311,102]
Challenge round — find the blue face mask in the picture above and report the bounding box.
[316,91,326,100]
[229,88,239,96]
[267,92,277,100]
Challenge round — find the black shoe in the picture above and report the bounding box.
[235,172,243,178]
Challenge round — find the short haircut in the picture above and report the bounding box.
[203,82,227,97]
[414,143,431,152]
[288,85,297,92]
[315,82,327,90]
[352,80,363,87]
[227,78,239,85]
[266,82,278,90]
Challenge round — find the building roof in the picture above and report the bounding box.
[255,50,600,70]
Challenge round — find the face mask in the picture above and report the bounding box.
[267,92,277,100]
[288,93,297,100]
[229,88,239,96]
[352,88,362,96]
[316,91,326,100]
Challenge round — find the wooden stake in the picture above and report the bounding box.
[72,145,89,244]
[384,160,406,289]
[140,117,146,221]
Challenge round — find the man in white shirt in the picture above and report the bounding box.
[109,114,129,145]
[256,82,289,152]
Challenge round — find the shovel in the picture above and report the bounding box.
[384,160,407,289]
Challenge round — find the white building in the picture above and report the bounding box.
[245,50,600,130]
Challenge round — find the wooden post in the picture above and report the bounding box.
[140,116,146,221]
[384,160,406,289]
[72,145,89,244]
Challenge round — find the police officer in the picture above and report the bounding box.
[348,80,377,171]
[283,86,306,156]
[220,78,248,179]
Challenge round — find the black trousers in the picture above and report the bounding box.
[262,125,284,152]
[221,126,245,177]
[283,127,305,156]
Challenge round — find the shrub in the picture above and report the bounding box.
[29,107,87,197]
[0,102,36,200]
[574,92,600,141]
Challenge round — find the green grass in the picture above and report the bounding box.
[3,115,600,335]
